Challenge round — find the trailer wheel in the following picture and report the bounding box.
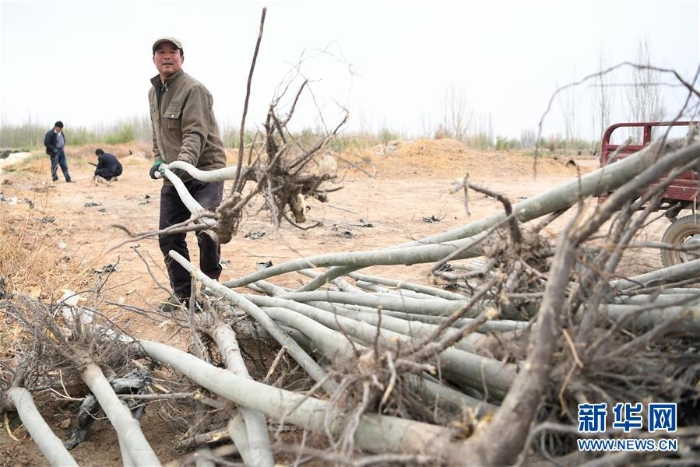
[660,214,700,267]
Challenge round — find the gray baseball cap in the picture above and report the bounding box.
[152,37,183,54]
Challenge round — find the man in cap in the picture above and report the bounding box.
[148,36,227,313]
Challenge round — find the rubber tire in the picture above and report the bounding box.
[660,214,700,267]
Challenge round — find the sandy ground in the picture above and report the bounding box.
[0,138,667,465]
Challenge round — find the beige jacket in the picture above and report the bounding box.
[149,69,226,184]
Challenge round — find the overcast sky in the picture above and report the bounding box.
[1,0,698,141]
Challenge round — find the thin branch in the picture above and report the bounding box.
[234,7,267,194]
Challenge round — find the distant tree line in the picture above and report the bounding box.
[0,115,606,156]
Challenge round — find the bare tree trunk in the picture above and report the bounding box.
[5,387,79,467]
[558,74,578,149]
[81,363,161,467]
[594,49,614,142]
[209,323,274,467]
[442,84,472,141]
[626,39,665,140]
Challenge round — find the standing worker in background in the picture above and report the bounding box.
[148,36,227,313]
[44,121,72,183]
[93,148,123,185]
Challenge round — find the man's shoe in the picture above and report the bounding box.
[158,297,203,313]
[184,297,204,312]
[158,297,186,313]
[201,284,217,297]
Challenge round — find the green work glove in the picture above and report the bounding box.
[149,160,164,179]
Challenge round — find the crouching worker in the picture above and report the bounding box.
[93,148,123,185]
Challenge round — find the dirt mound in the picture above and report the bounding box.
[368,138,582,180]
[0,152,32,175]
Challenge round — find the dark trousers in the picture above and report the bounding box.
[159,179,224,299]
[95,167,121,180]
[50,149,71,182]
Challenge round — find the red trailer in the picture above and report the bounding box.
[600,121,700,266]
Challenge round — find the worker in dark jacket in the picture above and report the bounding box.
[148,36,227,313]
[44,121,72,183]
[93,148,123,184]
